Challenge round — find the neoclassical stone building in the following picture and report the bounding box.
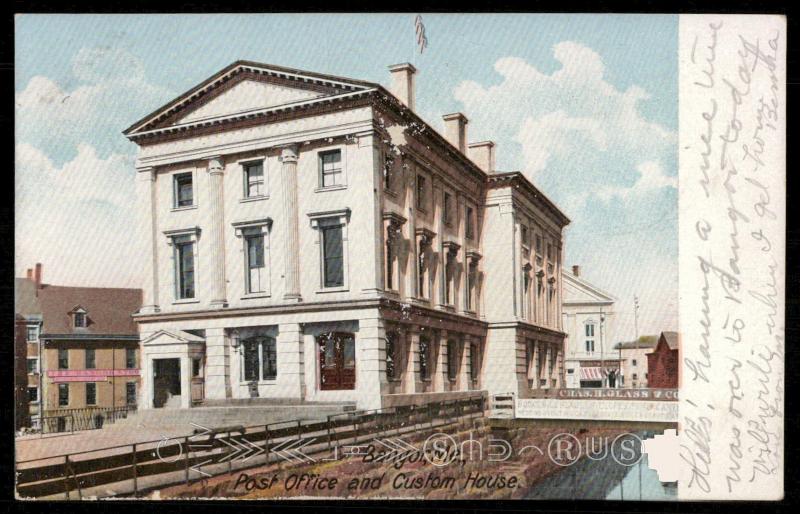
[126,61,569,410]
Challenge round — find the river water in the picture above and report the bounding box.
[525,432,678,501]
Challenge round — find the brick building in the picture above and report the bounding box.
[14,266,44,430]
[15,264,143,425]
[646,331,679,389]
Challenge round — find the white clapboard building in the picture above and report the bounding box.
[561,266,618,388]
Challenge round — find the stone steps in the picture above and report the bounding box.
[109,403,356,432]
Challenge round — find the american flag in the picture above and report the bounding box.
[415,15,428,54]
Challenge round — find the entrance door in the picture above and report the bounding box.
[153,358,181,408]
[318,332,356,390]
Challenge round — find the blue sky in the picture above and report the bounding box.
[15,14,678,341]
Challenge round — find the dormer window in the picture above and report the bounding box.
[72,307,88,328]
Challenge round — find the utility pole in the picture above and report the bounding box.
[634,295,640,388]
[600,314,605,388]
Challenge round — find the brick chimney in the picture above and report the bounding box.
[388,63,417,111]
[26,268,33,280]
[34,263,42,292]
[468,141,495,173]
[442,113,469,153]
[572,265,580,277]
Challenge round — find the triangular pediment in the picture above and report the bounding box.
[125,61,377,136]
[176,78,324,124]
[563,271,615,305]
[142,329,205,346]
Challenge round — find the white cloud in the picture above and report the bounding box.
[453,41,679,340]
[15,47,171,163]
[596,160,677,202]
[15,142,144,288]
[453,41,676,202]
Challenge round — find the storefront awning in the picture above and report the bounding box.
[580,367,603,380]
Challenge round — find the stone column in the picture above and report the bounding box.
[204,327,230,400]
[141,353,154,409]
[405,162,418,302]
[180,355,192,408]
[357,313,386,410]
[532,341,540,389]
[544,344,552,389]
[137,167,160,313]
[433,330,448,392]
[280,145,302,301]
[404,327,421,393]
[459,336,471,390]
[207,156,228,308]
[276,323,304,399]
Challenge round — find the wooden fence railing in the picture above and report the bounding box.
[16,394,486,499]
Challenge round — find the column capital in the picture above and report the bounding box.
[137,166,157,180]
[207,155,225,174]
[279,144,300,163]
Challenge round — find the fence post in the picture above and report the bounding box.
[227,431,232,474]
[184,436,190,484]
[327,416,332,451]
[265,425,271,466]
[132,443,138,497]
[63,455,70,499]
[297,420,302,441]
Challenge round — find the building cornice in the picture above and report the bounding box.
[124,60,378,136]
[487,172,571,228]
[40,334,140,341]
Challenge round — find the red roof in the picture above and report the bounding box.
[38,285,142,337]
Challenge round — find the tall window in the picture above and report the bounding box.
[320,150,343,188]
[416,175,427,210]
[447,340,458,382]
[522,270,531,319]
[243,161,265,198]
[246,233,266,293]
[74,312,87,328]
[27,358,38,374]
[85,383,96,406]
[443,192,453,225]
[126,348,136,369]
[466,260,478,311]
[27,387,38,403]
[58,348,69,370]
[465,206,475,240]
[445,251,456,305]
[26,325,39,342]
[242,336,277,381]
[585,322,596,354]
[418,243,428,299]
[470,342,480,383]
[175,237,195,299]
[173,173,194,208]
[58,383,69,407]
[521,225,530,247]
[419,336,430,380]
[385,227,396,291]
[385,332,397,381]
[383,152,394,191]
[322,224,344,288]
[85,348,95,369]
[126,382,137,405]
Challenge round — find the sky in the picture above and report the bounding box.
[15,14,678,341]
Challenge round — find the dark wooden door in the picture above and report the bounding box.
[318,332,356,390]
